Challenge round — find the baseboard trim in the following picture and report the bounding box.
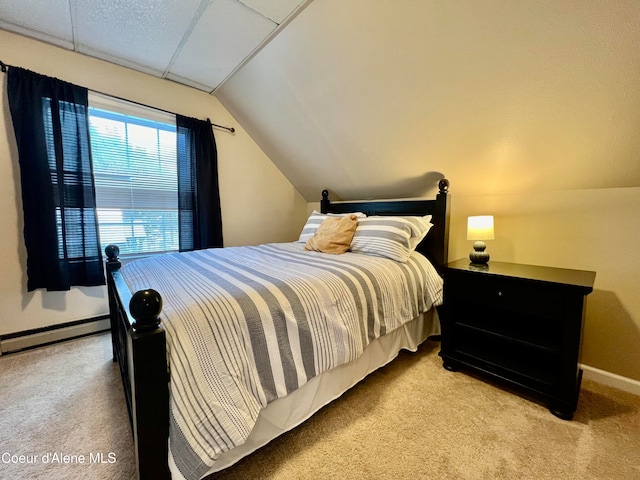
[0,316,110,355]
[581,364,640,397]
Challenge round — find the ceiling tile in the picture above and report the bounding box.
[71,0,204,75]
[168,0,277,91]
[0,0,73,48]
[239,0,308,24]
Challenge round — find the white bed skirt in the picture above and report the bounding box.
[169,308,440,479]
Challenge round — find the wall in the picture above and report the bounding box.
[0,30,308,336]
[448,188,640,382]
[217,0,640,382]
[217,0,640,200]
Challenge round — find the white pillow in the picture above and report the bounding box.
[298,210,366,243]
[349,215,433,263]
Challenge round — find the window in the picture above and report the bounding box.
[88,93,178,257]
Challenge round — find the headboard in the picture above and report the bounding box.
[320,179,450,270]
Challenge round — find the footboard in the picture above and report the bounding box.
[105,245,170,480]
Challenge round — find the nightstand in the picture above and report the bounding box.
[439,259,596,420]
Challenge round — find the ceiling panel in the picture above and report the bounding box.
[0,0,312,91]
[167,0,276,91]
[240,0,308,23]
[72,0,204,75]
[0,0,73,48]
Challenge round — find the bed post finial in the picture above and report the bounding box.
[129,289,163,332]
[321,189,330,214]
[438,178,449,194]
[105,244,121,272]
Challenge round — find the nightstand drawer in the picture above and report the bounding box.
[450,307,563,352]
[449,338,561,387]
[445,274,566,321]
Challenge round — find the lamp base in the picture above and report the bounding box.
[469,241,490,266]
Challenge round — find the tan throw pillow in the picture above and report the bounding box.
[304,214,359,254]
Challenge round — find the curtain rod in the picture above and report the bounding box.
[0,59,235,133]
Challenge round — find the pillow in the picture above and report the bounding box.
[404,215,433,250]
[297,210,366,243]
[350,215,433,262]
[304,215,359,254]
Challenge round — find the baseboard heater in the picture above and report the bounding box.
[0,315,110,355]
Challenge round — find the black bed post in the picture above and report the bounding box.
[320,189,330,214]
[128,302,170,480]
[105,245,170,480]
[430,178,451,268]
[105,245,122,362]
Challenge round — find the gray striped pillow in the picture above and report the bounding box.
[298,211,366,243]
[350,216,433,262]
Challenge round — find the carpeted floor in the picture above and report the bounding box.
[0,333,135,480]
[1,333,639,480]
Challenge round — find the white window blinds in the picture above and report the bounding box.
[88,93,178,256]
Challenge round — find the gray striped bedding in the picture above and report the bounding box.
[121,242,443,480]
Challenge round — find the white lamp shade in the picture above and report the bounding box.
[467,215,495,241]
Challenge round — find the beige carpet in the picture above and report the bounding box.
[0,333,135,480]
[1,333,639,480]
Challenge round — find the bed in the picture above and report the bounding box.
[105,179,450,480]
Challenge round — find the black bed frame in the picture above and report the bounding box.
[105,179,450,480]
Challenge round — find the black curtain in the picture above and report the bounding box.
[177,115,223,251]
[7,67,105,291]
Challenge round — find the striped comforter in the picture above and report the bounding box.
[121,242,443,479]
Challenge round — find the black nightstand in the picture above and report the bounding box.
[439,259,596,420]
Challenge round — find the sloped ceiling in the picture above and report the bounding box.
[0,0,310,92]
[2,1,639,202]
[216,0,640,201]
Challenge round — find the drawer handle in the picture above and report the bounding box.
[497,290,504,297]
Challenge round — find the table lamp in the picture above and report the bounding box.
[467,215,494,266]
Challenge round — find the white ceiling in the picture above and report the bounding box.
[0,0,310,93]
